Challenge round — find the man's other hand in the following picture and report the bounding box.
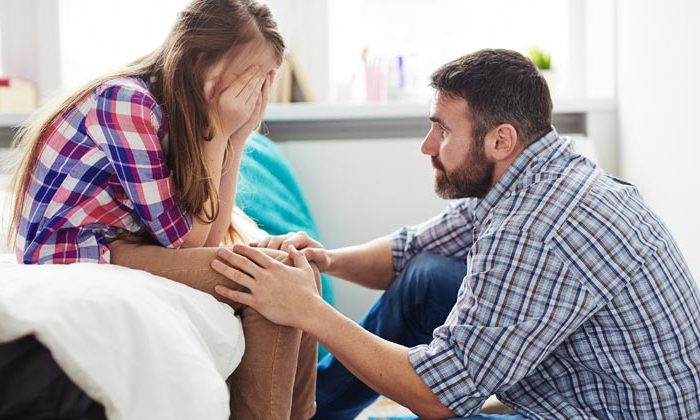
[251,231,331,272]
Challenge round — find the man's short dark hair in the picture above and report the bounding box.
[431,49,553,146]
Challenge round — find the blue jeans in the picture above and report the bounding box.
[315,253,468,419]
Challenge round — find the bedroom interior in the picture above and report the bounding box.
[1,0,698,418]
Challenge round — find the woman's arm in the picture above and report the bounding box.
[108,239,298,303]
[203,144,243,247]
[182,66,268,248]
[181,134,230,247]
[201,70,272,247]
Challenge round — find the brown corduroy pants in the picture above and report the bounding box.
[109,240,318,420]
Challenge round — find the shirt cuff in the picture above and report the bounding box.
[149,201,192,249]
[388,227,410,275]
[409,341,485,417]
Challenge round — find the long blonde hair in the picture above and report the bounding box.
[7,0,285,247]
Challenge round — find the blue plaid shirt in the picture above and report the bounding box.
[391,130,700,418]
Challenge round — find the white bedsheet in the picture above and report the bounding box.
[0,259,244,420]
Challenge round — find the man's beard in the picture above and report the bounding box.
[432,145,494,199]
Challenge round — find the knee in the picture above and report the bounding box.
[400,253,464,286]
[387,253,465,301]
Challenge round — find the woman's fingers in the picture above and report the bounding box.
[241,73,266,104]
[252,236,271,248]
[279,232,313,253]
[210,259,256,289]
[288,246,311,270]
[249,74,270,126]
[260,73,271,108]
[232,64,264,103]
[231,65,262,96]
[267,233,293,250]
[249,91,263,125]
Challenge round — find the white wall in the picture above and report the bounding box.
[264,0,330,102]
[0,0,61,103]
[617,0,700,280]
[278,138,448,321]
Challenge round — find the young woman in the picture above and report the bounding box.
[7,0,316,418]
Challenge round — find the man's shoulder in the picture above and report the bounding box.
[489,153,654,244]
[488,158,601,240]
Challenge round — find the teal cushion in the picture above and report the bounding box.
[236,133,334,357]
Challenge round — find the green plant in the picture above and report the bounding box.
[529,48,552,70]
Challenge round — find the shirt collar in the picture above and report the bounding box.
[472,128,568,225]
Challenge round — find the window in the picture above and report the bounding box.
[58,0,190,90]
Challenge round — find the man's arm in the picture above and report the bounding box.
[255,199,477,289]
[254,232,395,290]
[325,239,395,290]
[210,244,454,418]
[309,300,455,418]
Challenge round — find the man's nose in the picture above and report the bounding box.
[420,130,438,156]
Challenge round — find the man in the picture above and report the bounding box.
[211,49,700,419]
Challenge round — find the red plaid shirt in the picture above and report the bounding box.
[16,77,192,264]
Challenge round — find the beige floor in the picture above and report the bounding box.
[357,395,512,419]
[357,396,415,419]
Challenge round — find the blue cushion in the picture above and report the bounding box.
[236,133,334,357]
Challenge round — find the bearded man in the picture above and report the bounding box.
[212,49,700,419]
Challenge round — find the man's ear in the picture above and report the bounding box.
[484,124,520,161]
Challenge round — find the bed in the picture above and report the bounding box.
[0,178,248,419]
[0,133,332,419]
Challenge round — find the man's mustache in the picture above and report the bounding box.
[431,157,445,172]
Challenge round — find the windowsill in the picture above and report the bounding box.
[263,97,616,122]
[0,97,616,128]
[0,112,33,128]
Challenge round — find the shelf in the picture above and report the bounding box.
[263,97,616,122]
[262,98,616,141]
[0,97,616,128]
[264,102,430,122]
[0,112,32,128]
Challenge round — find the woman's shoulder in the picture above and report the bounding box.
[94,76,158,107]
[88,76,165,128]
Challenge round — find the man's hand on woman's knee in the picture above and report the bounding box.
[232,246,321,292]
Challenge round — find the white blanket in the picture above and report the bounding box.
[0,260,244,420]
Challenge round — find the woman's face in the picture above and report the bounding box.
[204,35,280,101]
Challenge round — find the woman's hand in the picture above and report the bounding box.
[251,231,332,272]
[203,65,266,140]
[228,70,274,148]
[211,244,323,329]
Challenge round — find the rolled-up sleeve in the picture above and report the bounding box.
[408,229,601,417]
[85,83,191,248]
[389,199,476,275]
